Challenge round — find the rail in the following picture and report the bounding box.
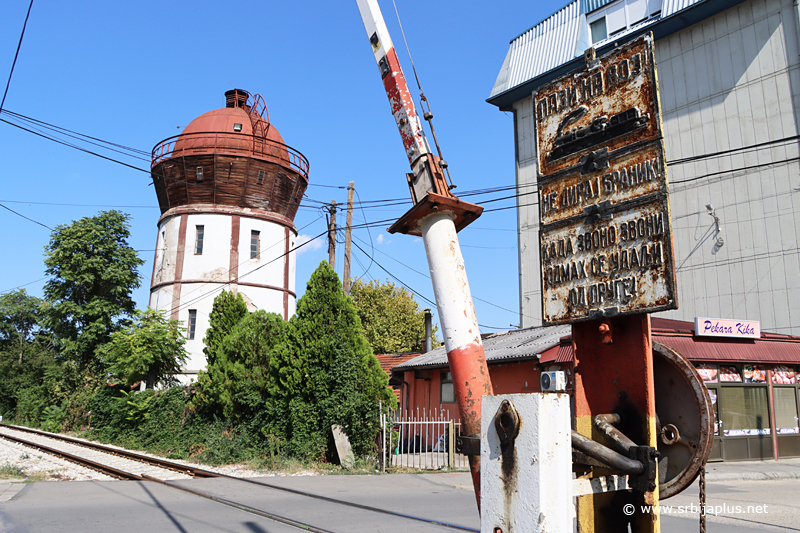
[0,423,477,532]
[151,131,309,179]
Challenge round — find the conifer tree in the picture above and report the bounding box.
[266,261,395,460]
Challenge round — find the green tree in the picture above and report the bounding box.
[41,210,144,371]
[202,290,249,367]
[193,310,285,420]
[350,279,439,354]
[266,262,396,461]
[0,289,47,364]
[97,308,188,389]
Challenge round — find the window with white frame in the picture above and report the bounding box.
[587,0,662,45]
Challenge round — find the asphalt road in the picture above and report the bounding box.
[0,473,797,532]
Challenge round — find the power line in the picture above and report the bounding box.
[0,199,157,209]
[170,226,331,315]
[0,117,324,212]
[0,202,52,230]
[0,276,47,295]
[350,239,519,331]
[0,0,33,113]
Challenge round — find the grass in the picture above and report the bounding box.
[0,464,52,482]
[0,464,25,480]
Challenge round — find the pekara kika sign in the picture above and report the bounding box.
[534,34,678,324]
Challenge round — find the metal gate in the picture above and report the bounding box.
[380,408,469,471]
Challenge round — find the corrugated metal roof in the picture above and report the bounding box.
[654,335,800,364]
[490,1,582,99]
[393,325,571,371]
[489,0,710,101]
[375,352,422,375]
[529,330,800,365]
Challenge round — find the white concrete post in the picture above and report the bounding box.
[481,393,572,533]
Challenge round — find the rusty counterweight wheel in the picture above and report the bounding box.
[652,342,714,499]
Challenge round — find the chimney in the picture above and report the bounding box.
[424,309,433,353]
[225,89,249,109]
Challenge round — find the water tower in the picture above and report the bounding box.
[149,89,309,382]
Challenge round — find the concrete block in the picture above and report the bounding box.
[332,425,355,468]
[481,393,571,533]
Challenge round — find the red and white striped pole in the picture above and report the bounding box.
[355,0,493,508]
[419,211,493,506]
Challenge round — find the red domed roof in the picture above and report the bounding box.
[181,106,285,145]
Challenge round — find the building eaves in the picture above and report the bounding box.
[392,324,571,371]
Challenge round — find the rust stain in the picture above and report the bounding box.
[533,35,677,326]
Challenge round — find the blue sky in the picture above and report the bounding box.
[0,0,564,334]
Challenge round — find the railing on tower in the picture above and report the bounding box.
[151,132,309,179]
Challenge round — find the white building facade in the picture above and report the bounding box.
[489,0,800,334]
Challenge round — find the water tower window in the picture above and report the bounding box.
[233,123,243,132]
[257,170,264,185]
[195,225,205,255]
[188,310,197,340]
[250,230,260,259]
[196,167,204,181]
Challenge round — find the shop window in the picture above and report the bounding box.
[773,365,797,384]
[743,364,766,383]
[195,225,204,255]
[441,371,455,404]
[774,388,799,435]
[188,310,197,340]
[696,364,718,383]
[708,389,719,436]
[719,365,742,382]
[720,387,770,436]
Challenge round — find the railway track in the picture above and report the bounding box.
[0,424,477,532]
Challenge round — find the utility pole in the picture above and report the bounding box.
[327,200,337,269]
[343,181,355,294]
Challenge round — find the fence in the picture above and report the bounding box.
[380,408,470,471]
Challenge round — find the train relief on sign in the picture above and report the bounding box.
[534,34,678,324]
[534,35,661,177]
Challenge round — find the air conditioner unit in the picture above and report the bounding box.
[540,371,567,392]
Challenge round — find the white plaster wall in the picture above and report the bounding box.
[152,216,181,286]
[182,214,232,281]
[148,285,174,314]
[149,211,297,379]
[237,217,287,286]
[515,0,800,333]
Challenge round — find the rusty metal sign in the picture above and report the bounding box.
[534,34,678,324]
